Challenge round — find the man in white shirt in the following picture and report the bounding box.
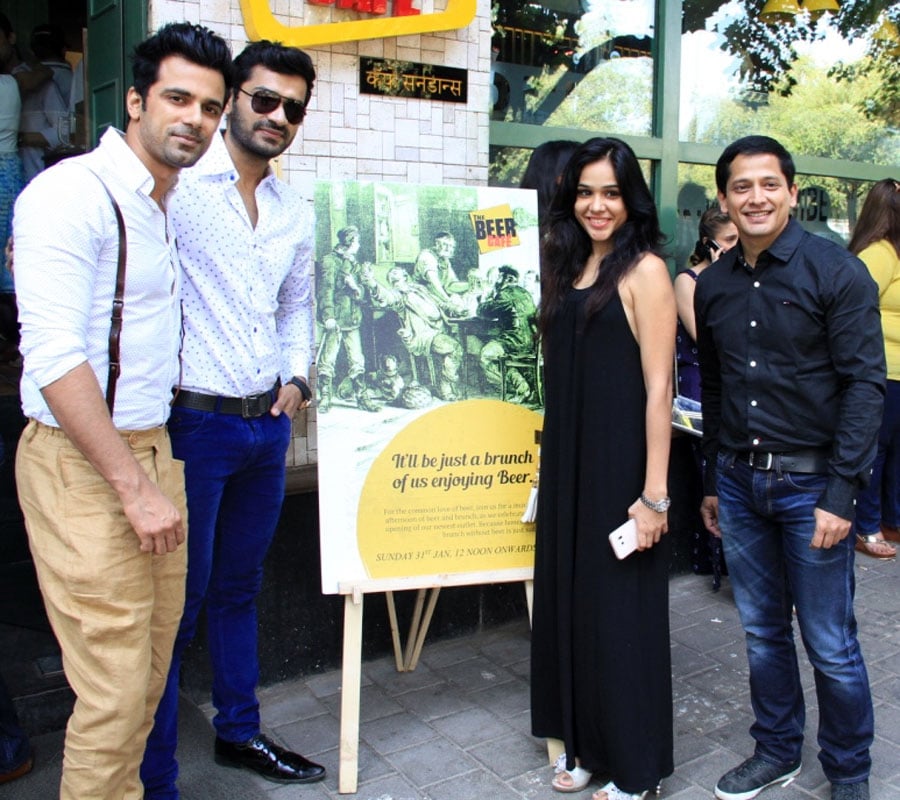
[140,41,324,798]
[15,24,73,181]
[12,23,232,800]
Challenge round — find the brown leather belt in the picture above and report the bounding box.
[734,448,829,474]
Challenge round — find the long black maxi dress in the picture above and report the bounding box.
[531,286,673,794]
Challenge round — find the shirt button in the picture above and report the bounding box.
[751,400,758,407]
[752,437,760,445]
[750,320,757,327]
[750,360,757,367]
[753,281,760,288]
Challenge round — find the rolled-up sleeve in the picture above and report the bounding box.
[13,171,112,390]
[276,202,315,380]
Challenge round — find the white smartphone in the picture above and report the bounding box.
[608,518,638,560]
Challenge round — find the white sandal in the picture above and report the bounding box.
[552,753,593,793]
[592,780,650,800]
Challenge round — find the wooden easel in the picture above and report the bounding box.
[336,572,533,793]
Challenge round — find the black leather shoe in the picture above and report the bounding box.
[214,734,325,784]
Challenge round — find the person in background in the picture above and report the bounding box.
[0,14,51,102]
[675,208,738,401]
[675,207,738,589]
[520,139,579,231]
[12,23,232,799]
[0,669,31,784]
[0,18,42,783]
[531,137,675,800]
[696,135,883,800]
[847,177,900,561]
[140,40,324,799]
[0,13,23,302]
[15,24,72,182]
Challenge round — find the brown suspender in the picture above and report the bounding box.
[81,166,127,415]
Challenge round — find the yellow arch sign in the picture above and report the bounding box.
[239,0,478,47]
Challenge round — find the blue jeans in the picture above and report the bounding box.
[716,453,873,784]
[855,379,900,533]
[140,406,291,799]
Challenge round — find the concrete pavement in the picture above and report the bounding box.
[4,565,899,799]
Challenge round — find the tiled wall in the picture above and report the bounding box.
[151,0,493,481]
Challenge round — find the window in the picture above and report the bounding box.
[491,0,656,135]
[490,1,896,257]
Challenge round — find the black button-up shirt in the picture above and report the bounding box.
[694,217,885,520]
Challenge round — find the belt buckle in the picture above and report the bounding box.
[749,451,774,470]
[241,390,273,418]
[242,394,263,418]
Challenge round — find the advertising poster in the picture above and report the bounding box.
[314,181,543,594]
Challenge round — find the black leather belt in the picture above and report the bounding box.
[172,384,278,418]
[734,448,829,474]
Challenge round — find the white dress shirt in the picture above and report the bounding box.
[171,131,314,397]
[14,128,181,429]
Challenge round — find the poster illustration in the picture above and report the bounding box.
[314,181,543,594]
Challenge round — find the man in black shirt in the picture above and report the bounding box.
[695,136,884,800]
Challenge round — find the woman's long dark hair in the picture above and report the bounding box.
[520,139,579,226]
[848,178,900,259]
[538,137,665,334]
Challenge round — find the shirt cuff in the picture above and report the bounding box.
[817,475,857,522]
[703,457,718,497]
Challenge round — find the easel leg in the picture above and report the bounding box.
[402,588,427,668]
[406,587,440,671]
[384,591,404,672]
[338,593,364,794]
[524,579,533,627]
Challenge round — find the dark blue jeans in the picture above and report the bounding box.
[716,453,873,785]
[141,406,291,799]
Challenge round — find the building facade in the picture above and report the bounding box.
[3,0,898,482]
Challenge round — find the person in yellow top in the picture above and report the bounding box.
[849,177,900,560]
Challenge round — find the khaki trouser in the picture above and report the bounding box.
[15,420,187,800]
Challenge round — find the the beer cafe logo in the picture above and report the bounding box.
[470,204,521,255]
[239,0,477,46]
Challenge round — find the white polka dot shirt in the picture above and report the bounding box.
[171,132,314,397]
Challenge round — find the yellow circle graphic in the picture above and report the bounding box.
[358,399,542,579]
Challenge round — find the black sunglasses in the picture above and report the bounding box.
[239,88,306,125]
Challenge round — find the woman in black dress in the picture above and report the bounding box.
[531,138,676,800]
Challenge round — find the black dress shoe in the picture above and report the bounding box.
[214,734,326,784]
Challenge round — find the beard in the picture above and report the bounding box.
[228,105,294,160]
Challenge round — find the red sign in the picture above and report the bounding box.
[307,0,420,14]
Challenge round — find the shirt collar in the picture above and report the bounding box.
[190,129,280,194]
[733,217,805,272]
[98,127,175,200]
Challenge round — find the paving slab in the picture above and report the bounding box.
[3,568,899,799]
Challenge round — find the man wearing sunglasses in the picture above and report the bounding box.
[140,41,323,799]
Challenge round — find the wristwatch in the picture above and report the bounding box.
[640,493,671,513]
[288,376,312,402]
